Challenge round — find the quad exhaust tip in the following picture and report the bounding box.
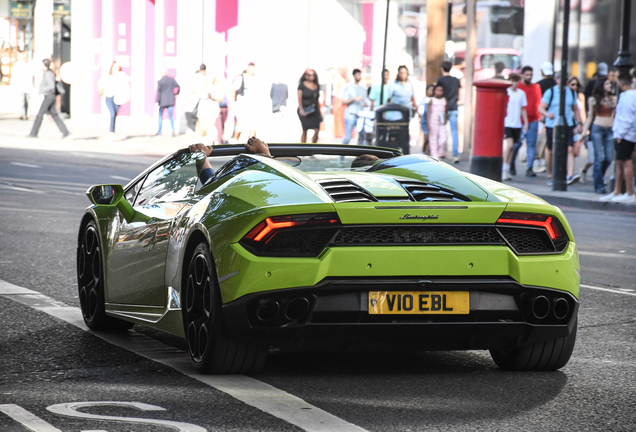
[531,295,550,320]
[553,297,569,320]
[256,300,280,322]
[284,297,311,321]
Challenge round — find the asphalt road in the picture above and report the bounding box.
[1,147,635,432]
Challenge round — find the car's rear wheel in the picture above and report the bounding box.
[489,319,577,371]
[77,220,133,331]
[183,242,267,374]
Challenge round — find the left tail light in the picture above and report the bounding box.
[496,212,569,254]
[240,213,340,257]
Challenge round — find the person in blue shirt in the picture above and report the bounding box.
[538,71,583,186]
[387,65,417,110]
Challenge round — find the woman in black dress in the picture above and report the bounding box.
[297,69,322,143]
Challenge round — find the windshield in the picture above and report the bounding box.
[480,54,520,70]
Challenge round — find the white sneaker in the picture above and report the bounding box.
[534,159,547,173]
[502,170,511,181]
[614,193,636,203]
[599,192,619,202]
[610,193,626,202]
[580,168,586,184]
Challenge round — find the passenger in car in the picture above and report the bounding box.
[189,137,272,183]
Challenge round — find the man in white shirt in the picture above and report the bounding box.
[601,74,636,203]
[11,52,35,120]
[502,73,528,181]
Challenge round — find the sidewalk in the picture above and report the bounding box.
[1,113,634,212]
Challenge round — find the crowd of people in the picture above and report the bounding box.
[502,60,636,203]
[7,52,636,203]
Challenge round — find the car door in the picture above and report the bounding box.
[106,152,201,307]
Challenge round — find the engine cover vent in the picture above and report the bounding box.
[397,179,471,202]
[317,179,377,203]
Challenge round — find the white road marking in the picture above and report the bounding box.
[0,404,63,432]
[0,207,70,214]
[578,250,636,259]
[580,284,636,297]
[109,175,131,181]
[0,280,368,432]
[0,176,92,188]
[48,402,206,432]
[10,162,41,168]
[0,184,43,194]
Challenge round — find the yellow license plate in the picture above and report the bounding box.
[368,291,469,315]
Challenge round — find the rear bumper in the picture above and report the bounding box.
[222,277,579,352]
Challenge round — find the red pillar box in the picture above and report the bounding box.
[470,79,511,181]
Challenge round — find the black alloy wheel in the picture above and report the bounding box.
[77,220,132,331]
[183,242,267,374]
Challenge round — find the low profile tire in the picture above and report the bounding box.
[183,242,267,374]
[77,220,133,331]
[490,319,577,371]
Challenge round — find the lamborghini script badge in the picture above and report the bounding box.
[399,213,439,221]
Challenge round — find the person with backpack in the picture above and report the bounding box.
[538,71,583,186]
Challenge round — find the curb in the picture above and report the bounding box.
[533,192,636,213]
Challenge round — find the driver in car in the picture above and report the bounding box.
[189,136,272,183]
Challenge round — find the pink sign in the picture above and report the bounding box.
[216,0,238,33]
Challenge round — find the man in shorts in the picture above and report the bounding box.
[538,71,583,186]
[502,73,528,181]
[600,74,636,203]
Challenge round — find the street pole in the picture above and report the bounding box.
[464,0,476,156]
[553,0,570,192]
[614,0,633,76]
[379,0,390,106]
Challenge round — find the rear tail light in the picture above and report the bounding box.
[496,212,569,254]
[241,213,340,257]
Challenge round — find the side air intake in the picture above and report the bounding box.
[317,179,377,203]
[397,179,471,202]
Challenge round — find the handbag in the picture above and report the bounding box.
[303,104,316,115]
[55,81,66,96]
[191,101,200,120]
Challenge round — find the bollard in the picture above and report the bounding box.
[470,79,511,181]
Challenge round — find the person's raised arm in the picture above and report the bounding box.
[245,137,272,157]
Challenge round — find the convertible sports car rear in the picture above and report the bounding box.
[78,144,579,374]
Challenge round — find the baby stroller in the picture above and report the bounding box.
[356,109,375,146]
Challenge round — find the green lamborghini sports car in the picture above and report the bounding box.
[77,143,579,374]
